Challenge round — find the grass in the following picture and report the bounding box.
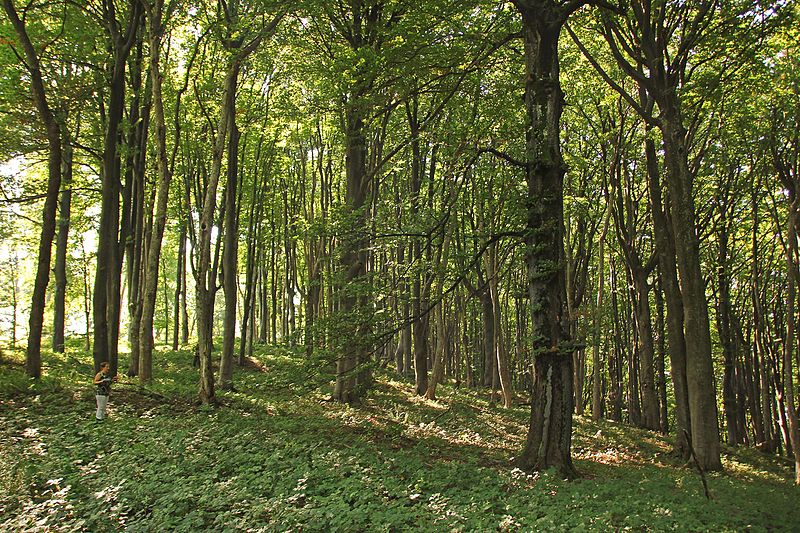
[1,344,798,532]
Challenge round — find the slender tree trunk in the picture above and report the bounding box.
[181,240,190,344]
[645,136,691,458]
[408,99,429,396]
[425,227,453,401]
[783,196,800,484]
[654,279,669,434]
[717,215,742,445]
[3,0,63,378]
[9,254,18,348]
[609,256,624,421]
[481,291,495,388]
[660,100,722,470]
[52,133,72,353]
[219,117,241,390]
[751,188,769,446]
[139,3,175,383]
[626,277,642,427]
[126,73,148,376]
[82,242,91,351]
[196,60,238,405]
[633,270,660,430]
[484,241,513,408]
[173,224,186,350]
[93,0,141,374]
[592,203,611,420]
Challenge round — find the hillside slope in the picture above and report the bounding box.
[1,346,798,531]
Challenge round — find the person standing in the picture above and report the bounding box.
[93,361,117,421]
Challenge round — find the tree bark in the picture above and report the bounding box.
[173,224,186,351]
[93,0,141,374]
[333,101,371,403]
[633,269,660,430]
[139,1,175,383]
[513,1,576,478]
[660,100,722,470]
[52,131,72,353]
[591,202,611,420]
[219,117,240,390]
[3,0,63,378]
[783,196,800,483]
[196,60,238,404]
[645,135,691,456]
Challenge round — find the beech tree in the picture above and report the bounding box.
[2,0,63,378]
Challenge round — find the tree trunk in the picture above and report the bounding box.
[425,225,453,401]
[716,207,742,445]
[3,0,63,378]
[93,0,141,374]
[751,187,769,446]
[408,98,429,396]
[126,69,148,376]
[609,256,625,422]
[139,3,174,383]
[52,133,72,353]
[659,99,722,471]
[173,224,186,350]
[333,100,371,403]
[481,291,496,388]
[633,270,660,430]
[645,135,691,458]
[592,203,611,420]
[514,2,576,478]
[219,117,241,390]
[196,60,238,405]
[485,241,513,408]
[782,194,800,484]
[654,280,669,434]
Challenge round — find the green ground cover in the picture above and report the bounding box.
[1,346,798,532]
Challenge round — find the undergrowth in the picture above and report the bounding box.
[1,345,798,532]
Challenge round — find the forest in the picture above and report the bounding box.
[1,0,799,530]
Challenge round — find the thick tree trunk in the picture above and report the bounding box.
[514,3,576,478]
[333,102,371,403]
[3,0,62,377]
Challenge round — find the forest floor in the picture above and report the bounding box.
[1,344,798,532]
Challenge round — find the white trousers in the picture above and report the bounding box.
[96,394,108,420]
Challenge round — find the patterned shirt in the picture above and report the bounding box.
[96,372,112,396]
